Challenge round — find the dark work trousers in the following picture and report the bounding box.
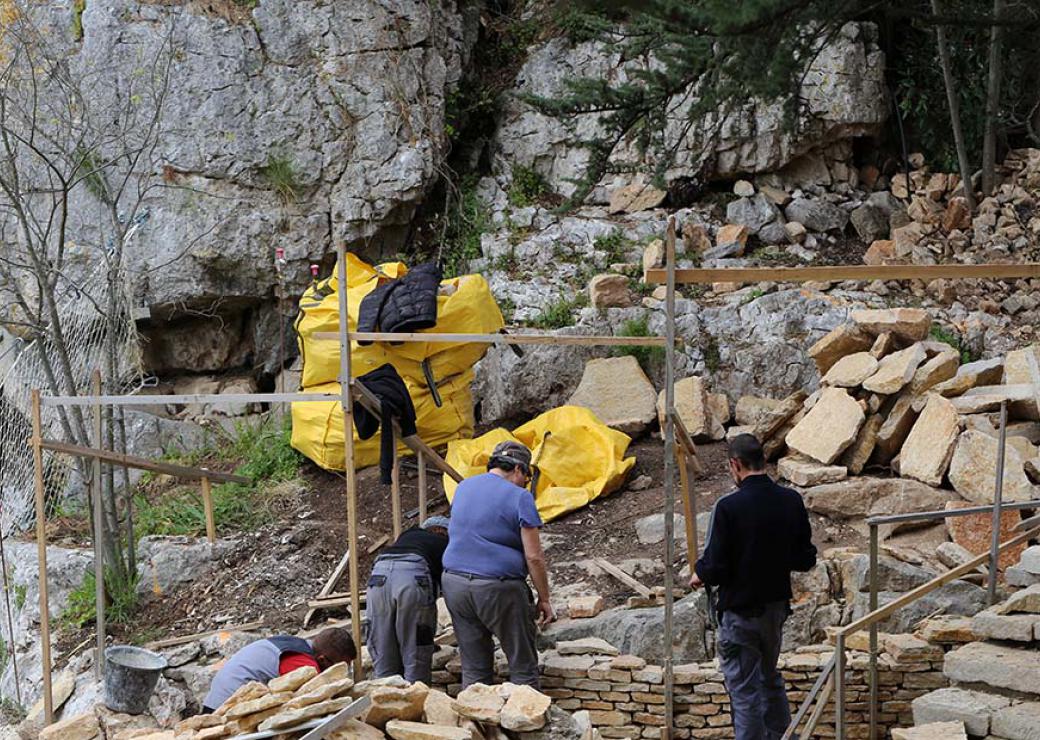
[365,554,438,683]
[441,571,539,688]
[717,600,791,740]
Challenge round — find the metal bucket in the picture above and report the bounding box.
[103,645,167,715]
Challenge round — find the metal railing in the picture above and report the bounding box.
[784,399,1040,739]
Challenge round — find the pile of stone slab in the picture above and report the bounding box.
[39,665,558,740]
[731,307,1040,498]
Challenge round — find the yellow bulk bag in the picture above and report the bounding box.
[443,406,636,522]
[291,371,475,471]
[294,255,504,390]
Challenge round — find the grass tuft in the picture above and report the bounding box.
[262,155,301,204]
[614,316,665,371]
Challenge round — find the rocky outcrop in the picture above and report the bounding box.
[493,23,886,199]
[16,0,473,375]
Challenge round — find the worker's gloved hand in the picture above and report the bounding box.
[536,598,556,628]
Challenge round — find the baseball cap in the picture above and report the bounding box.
[489,440,532,474]
[420,516,450,531]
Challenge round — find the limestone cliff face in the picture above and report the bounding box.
[22,0,473,374]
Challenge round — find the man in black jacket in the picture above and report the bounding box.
[690,434,817,740]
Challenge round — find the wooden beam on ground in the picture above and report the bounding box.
[306,595,368,610]
[644,263,1040,285]
[303,549,353,628]
[37,438,249,484]
[366,535,390,554]
[144,620,265,650]
[313,330,667,347]
[593,557,652,599]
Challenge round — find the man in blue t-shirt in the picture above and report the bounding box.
[442,440,555,688]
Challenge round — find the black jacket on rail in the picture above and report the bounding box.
[353,364,417,484]
[357,262,441,342]
[695,474,817,617]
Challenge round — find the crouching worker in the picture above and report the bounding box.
[366,516,450,683]
[202,627,355,712]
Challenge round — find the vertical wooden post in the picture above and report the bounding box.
[30,390,54,725]
[201,476,216,544]
[336,244,364,680]
[988,400,1008,604]
[391,435,402,540]
[417,451,427,523]
[90,371,106,681]
[676,448,697,571]
[662,216,678,738]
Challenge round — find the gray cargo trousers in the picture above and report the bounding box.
[717,600,791,740]
[365,554,438,683]
[441,570,539,688]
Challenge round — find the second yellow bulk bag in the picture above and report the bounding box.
[443,406,636,522]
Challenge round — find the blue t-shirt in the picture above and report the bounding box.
[443,472,543,579]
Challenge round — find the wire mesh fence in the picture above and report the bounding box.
[0,262,143,538]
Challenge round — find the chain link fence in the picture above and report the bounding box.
[0,262,143,538]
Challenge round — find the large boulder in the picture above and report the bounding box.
[948,431,1036,503]
[784,197,849,232]
[726,194,785,241]
[567,355,658,435]
[658,376,723,442]
[492,24,887,197]
[785,387,864,464]
[899,395,959,486]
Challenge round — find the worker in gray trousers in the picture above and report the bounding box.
[365,516,450,683]
[442,441,555,688]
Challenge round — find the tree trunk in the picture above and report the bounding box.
[982,0,1006,195]
[931,0,976,211]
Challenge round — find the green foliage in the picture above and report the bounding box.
[136,419,301,538]
[743,288,764,304]
[12,583,26,611]
[71,0,86,41]
[262,155,300,204]
[614,315,664,370]
[593,229,634,265]
[74,146,109,202]
[929,324,972,364]
[442,176,492,278]
[507,165,551,207]
[530,295,587,329]
[61,568,140,629]
[702,334,721,373]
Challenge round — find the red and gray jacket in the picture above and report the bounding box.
[203,636,312,710]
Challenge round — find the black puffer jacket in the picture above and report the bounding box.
[357,262,441,343]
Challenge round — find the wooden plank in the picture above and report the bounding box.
[593,557,653,599]
[39,392,341,407]
[38,438,250,484]
[312,330,668,347]
[201,477,216,543]
[144,621,265,650]
[644,263,1040,285]
[90,371,106,682]
[351,381,464,483]
[336,247,364,680]
[670,411,703,475]
[391,439,402,540]
[677,449,698,570]
[303,549,353,627]
[417,451,428,523]
[30,390,53,725]
[366,535,390,555]
[842,524,1040,635]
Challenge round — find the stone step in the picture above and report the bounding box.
[971,606,1040,642]
[911,687,1010,737]
[944,642,1040,697]
[991,701,1040,740]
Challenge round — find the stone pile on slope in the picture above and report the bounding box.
[744,308,1040,501]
